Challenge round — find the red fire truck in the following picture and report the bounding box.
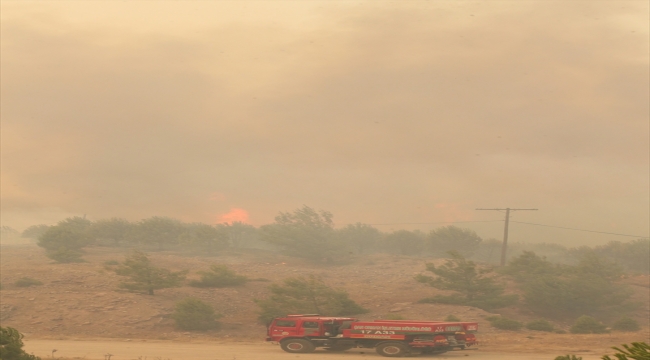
[266,314,478,357]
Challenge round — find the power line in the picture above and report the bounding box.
[510,221,649,238]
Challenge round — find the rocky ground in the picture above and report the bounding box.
[1,244,648,357]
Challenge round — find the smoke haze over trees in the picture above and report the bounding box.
[1,1,648,247]
[29,207,649,274]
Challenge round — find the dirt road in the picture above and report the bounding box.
[23,339,604,360]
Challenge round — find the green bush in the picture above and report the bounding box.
[445,314,461,322]
[14,278,43,288]
[256,275,368,323]
[525,319,554,332]
[570,315,608,334]
[505,252,634,320]
[0,326,41,360]
[38,217,92,262]
[554,356,582,360]
[488,316,523,331]
[46,247,85,263]
[189,265,248,288]
[602,342,650,360]
[172,298,221,331]
[611,317,640,332]
[115,251,186,295]
[416,251,518,311]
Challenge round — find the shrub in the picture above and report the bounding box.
[104,260,119,266]
[115,251,186,295]
[611,317,640,332]
[38,217,92,262]
[172,298,221,331]
[416,251,517,311]
[14,278,43,288]
[445,315,461,322]
[189,265,248,288]
[0,326,41,360]
[570,315,608,334]
[506,252,634,320]
[46,247,85,263]
[525,319,554,332]
[427,225,482,257]
[259,206,348,263]
[256,275,368,323]
[488,316,523,331]
[602,342,650,360]
[554,356,582,360]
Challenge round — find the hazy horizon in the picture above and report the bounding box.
[1,1,648,245]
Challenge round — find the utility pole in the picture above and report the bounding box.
[476,208,538,266]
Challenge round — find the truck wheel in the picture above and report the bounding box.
[280,339,316,353]
[376,342,408,357]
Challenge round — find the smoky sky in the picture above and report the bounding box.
[1,1,648,244]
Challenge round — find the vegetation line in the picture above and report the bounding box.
[352,220,504,225]
[510,221,649,238]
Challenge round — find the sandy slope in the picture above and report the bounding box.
[2,244,648,359]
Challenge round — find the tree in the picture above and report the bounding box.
[37,217,93,263]
[571,239,650,274]
[21,225,50,239]
[500,251,564,282]
[180,223,229,254]
[382,230,426,256]
[114,251,186,295]
[88,218,134,247]
[471,238,503,264]
[415,251,517,310]
[505,252,633,320]
[337,223,382,255]
[428,226,483,257]
[570,315,608,334]
[0,326,41,360]
[218,221,257,249]
[612,317,640,332]
[189,265,248,288]
[256,275,368,323]
[172,298,221,331]
[522,274,630,320]
[260,206,347,263]
[133,217,185,250]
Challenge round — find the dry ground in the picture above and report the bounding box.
[1,244,648,359]
[23,339,609,360]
